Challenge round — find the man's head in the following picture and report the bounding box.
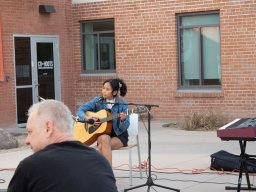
[25,99,73,152]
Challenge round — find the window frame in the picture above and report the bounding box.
[177,11,221,90]
[80,19,116,74]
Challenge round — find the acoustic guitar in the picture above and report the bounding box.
[73,108,146,145]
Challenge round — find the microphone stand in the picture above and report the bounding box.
[122,103,180,192]
[100,101,180,191]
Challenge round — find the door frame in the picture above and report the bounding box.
[14,34,61,127]
[30,36,61,103]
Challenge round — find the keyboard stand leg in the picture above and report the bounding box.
[225,140,256,191]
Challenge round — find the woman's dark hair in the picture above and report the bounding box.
[103,78,127,97]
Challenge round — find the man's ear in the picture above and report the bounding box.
[45,120,54,138]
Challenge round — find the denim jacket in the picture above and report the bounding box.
[76,96,130,136]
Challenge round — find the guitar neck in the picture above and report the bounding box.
[98,108,146,123]
[100,113,120,123]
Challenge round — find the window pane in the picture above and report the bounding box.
[82,20,114,33]
[16,87,32,124]
[181,28,200,86]
[99,33,115,70]
[93,20,114,31]
[37,43,55,99]
[15,37,32,86]
[181,14,219,27]
[202,27,221,85]
[83,23,93,33]
[83,34,97,70]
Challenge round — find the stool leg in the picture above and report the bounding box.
[136,136,142,178]
[129,148,132,186]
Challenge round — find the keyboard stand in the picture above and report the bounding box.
[225,140,256,192]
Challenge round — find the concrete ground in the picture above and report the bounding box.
[0,121,256,192]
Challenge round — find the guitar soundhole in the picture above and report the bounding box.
[88,125,100,134]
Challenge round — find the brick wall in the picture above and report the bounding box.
[72,0,256,122]
[0,0,75,127]
[0,0,255,127]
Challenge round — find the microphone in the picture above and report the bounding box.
[77,118,95,124]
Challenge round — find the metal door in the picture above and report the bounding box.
[15,36,60,126]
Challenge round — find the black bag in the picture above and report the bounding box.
[210,150,256,173]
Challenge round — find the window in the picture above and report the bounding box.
[81,19,115,73]
[177,12,221,88]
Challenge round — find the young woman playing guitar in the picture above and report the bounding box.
[76,78,130,166]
